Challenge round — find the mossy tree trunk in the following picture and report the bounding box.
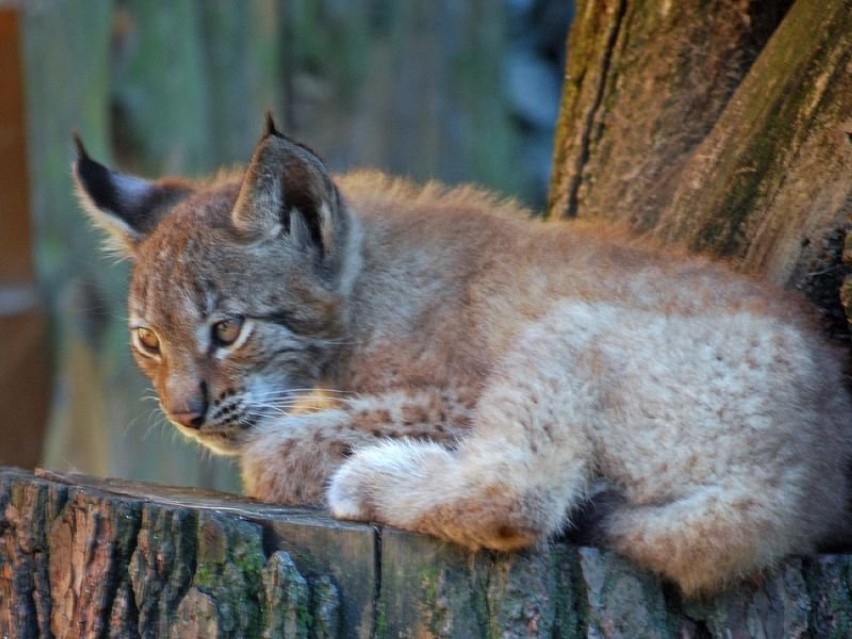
[549,0,852,335]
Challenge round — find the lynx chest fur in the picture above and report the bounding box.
[75,118,852,596]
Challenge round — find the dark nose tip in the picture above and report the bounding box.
[169,399,207,429]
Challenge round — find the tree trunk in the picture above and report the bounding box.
[549,0,852,335]
[1,467,850,639]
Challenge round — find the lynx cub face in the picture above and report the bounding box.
[76,115,851,596]
[73,120,352,454]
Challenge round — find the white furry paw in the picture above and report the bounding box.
[326,440,452,524]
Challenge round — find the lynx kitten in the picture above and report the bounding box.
[75,116,851,596]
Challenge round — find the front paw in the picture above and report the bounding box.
[326,462,375,522]
[326,446,391,522]
[239,429,330,505]
[326,440,452,524]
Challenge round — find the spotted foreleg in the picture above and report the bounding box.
[241,388,473,505]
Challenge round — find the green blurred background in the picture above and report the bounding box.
[0,0,571,491]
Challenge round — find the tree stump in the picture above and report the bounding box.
[1,467,850,638]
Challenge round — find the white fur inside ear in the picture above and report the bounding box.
[318,202,335,253]
[289,208,314,250]
[111,174,153,206]
[74,181,141,260]
[231,172,285,239]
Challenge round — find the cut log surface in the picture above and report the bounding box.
[0,467,850,638]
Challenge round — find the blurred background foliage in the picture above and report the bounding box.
[0,0,571,490]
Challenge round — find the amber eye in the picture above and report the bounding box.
[212,316,244,347]
[135,327,160,355]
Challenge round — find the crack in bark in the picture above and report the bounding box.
[563,0,628,218]
[370,527,382,639]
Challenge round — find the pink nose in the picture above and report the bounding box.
[164,381,209,429]
[168,399,207,429]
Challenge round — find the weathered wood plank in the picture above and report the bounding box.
[284,0,517,196]
[21,0,123,484]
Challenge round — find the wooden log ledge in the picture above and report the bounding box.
[1,466,850,638]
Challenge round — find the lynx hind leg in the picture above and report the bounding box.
[600,484,809,597]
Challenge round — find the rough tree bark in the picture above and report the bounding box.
[1,468,850,638]
[549,0,852,335]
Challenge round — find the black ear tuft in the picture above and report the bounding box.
[264,110,281,139]
[74,139,128,219]
[72,130,89,160]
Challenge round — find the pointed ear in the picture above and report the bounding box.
[72,134,191,259]
[231,122,346,263]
